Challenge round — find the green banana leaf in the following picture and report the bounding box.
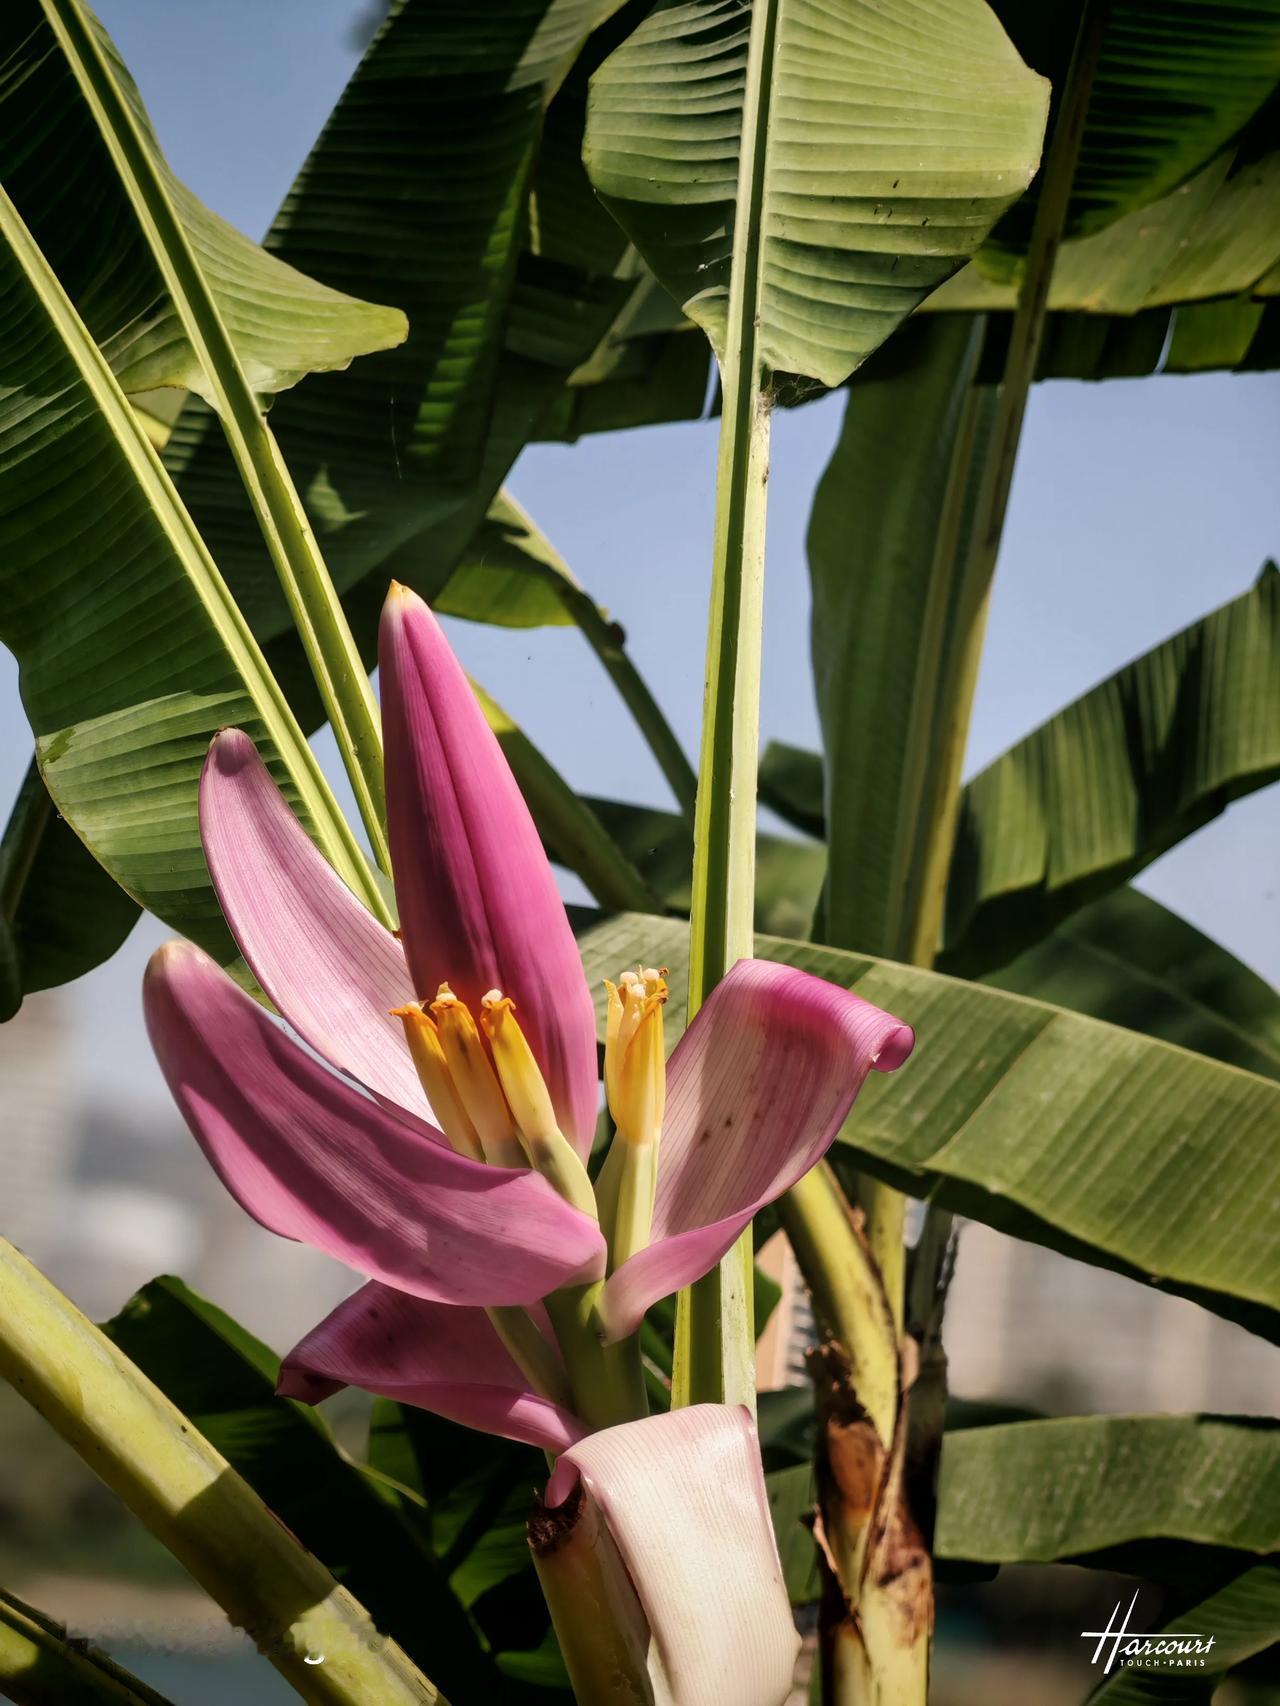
[434,492,580,629]
[2,0,657,1008]
[764,1464,823,1607]
[1088,1565,1280,1704]
[0,1239,444,1705]
[528,291,1278,445]
[536,82,1280,432]
[559,0,1280,425]
[102,1277,502,1704]
[1167,295,1270,373]
[0,0,406,400]
[0,0,433,1006]
[943,563,1280,978]
[0,186,381,968]
[767,1414,1280,1614]
[0,760,140,1019]
[575,911,1280,1342]
[935,1415,1280,1563]
[435,493,699,818]
[806,314,994,959]
[1238,294,1280,371]
[1028,307,1171,379]
[583,0,1048,388]
[368,1404,572,1698]
[758,735,1280,1072]
[163,0,633,645]
[987,887,1280,1081]
[536,318,711,443]
[758,739,824,838]
[761,565,1280,980]
[981,0,1280,273]
[939,114,1280,314]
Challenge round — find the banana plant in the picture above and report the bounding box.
[1,1,1277,1704]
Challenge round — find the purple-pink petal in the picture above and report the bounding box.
[199,729,428,1120]
[378,585,598,1156]
[144,942,605,1307]
[601,959,913,1341]
[280,1283,584,1455]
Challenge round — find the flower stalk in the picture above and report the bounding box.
[543,1284,650,1435]
[487,1305,577,1414]
[530,1481,654,1706]
[0,1237,444,1706]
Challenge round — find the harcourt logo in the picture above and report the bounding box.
[1081,1590,1216,1675]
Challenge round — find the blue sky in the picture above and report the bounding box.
[1,0,1276,1113]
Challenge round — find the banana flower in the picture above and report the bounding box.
[144,584,913,1706]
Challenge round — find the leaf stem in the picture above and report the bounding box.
[42,0,393,878]
[857,0,1112,1341]
[0,181,385,926]
[907,0,1112,969]
[674,0,782,1413]
[0,1588,178,1706]
[0,1238,444,1705]
[551,578,699,824]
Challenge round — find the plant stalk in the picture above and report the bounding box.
[0,1238,443,1706]
[530,1482,654,1706]
[43,0,393,877]
[780,1165,897,1441]
[674,0,782,1412]
[0,1588,178,1706]
[545,1283,649,1434]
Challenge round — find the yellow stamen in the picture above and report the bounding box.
[604,979,624,1112]
[603,967,668,1147]
[391,1004,484,1162]
[597,967,668,1266]
[429,984,524,1168]
[480,991,559,1143]
[481,991,598,1221]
